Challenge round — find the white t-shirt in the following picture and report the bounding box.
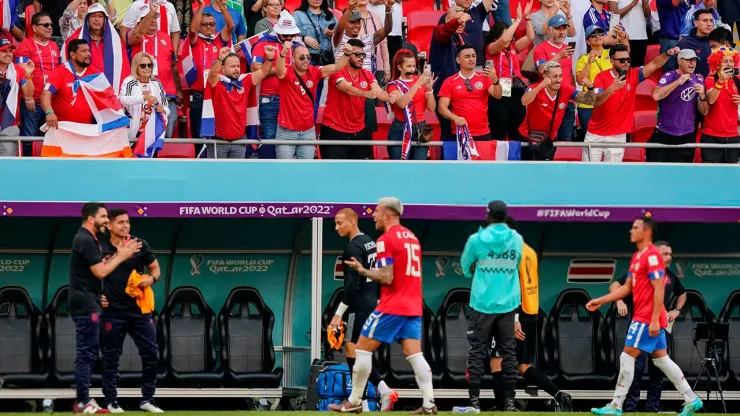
[367,2,403,36]
[608,0,647,40]
[566,0,590,73]
[122,0,181,33]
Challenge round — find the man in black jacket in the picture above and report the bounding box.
[329,208,397,411]
[610,240,687,413]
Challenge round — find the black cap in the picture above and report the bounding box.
[487,200,507,221]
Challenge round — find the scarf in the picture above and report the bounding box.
[388,79,414,160]
[456,125,478,161]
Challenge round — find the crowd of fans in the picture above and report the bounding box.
[0,0,737,162]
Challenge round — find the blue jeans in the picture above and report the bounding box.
[20,102,44,157]
[442,141,458,160]
[74,312,101,405]
[276,125,316,159]
[251,95,279,159]
[493,0,512,25]
[623,352,663,412]
[387,119,428,160]
[557,102,576,141]
[660,37,679,71]
[578,107,593,134]
[102,314,158,405]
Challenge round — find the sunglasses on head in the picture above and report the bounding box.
[34,22,52,28]
[139,63,154,69]
[614,57,631,64]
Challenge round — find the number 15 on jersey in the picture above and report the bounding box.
[404,243,421,277]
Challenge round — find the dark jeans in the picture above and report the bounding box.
[251,95,279,159]
[467,309,517,392]
[577,107,593,137]
[102,314,158,405]
[73,313,101,405]
[647,129,695,163]
[20,102,44,157]
[189,92,205,157]
[700,134,740,163]
[387,119,428,160]
[630,39,650,68]
[623,352,663,412]
[660,37,679,71]
[557,102,576,141]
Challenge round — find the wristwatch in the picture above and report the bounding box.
[674,306,682,313]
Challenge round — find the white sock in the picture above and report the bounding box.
[407,352,435,408]
[348,350,372,406]
[362,400,369,411]
[652,355,698,404]
[378,380,391,396]
[611,352,636,410]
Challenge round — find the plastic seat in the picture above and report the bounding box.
[622,147,646,162]
[157,142,195,158]
[373,107,391,160]
[44,286,102,385]
[161,286,222,387]
[284,0,301,12]
[547,288,611,388]
[33,141,42,157]
[635,80,657,112]
[116,311,168,386]
[436,288,493,388]
[669,290,716,386]
[553,147,582,161]
[719,290,740,388]
[424,110,442,160]
[0,286,48,386]
[377,301,440,387]
[645,45,660,65]
[632,110,657,143]
[218,287,283,387]
[406,10,444,58]
[333,0,348,12]
[402,0,436,17]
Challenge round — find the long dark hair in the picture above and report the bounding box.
[297,0,332,20]
[483,21,509,53]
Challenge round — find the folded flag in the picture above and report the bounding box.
[133,110,166,158]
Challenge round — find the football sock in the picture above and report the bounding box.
[407,352,435,408]
[348,350,372,406]
[652,355,698,404]
[611,352,636,410]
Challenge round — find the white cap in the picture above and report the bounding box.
[85,2,109,18]
[134,3,150,24]
[273,10,300,35]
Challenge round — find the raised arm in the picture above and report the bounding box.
[372,0,395,47]
[189,0,205,43]
[251,47,275,85]
[643,47,679,79]
[127,4,158,46]
[333,0,357,48]
[217,0,235,43]
[320,43,353,78]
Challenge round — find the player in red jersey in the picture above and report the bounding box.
[586,217,702,416]
[329,197,436,415]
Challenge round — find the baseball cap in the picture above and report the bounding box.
[548,14,569,28]
[348,9,363,22]
[585,24,604,38]
[487,200,507,220]
[0,38,16,52]
[678,49,698,60]
[274,10,301,35]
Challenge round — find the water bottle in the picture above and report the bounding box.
[42,399,53,413]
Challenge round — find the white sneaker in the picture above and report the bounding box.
[140,401,164,413]
[107,403,124,414]
[380,390,398,411]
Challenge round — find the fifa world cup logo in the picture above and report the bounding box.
[435,257,449,277]
[190,255,204,276]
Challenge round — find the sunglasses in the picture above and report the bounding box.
[614,58,631,64]
[200,22,216,27]
[34,23,52,28]
[352,52,366,58]
[296,55,311,61]
[464,78,473,92]
[588,32,604,39]
[139,63,154,69]
[266,3,282,6]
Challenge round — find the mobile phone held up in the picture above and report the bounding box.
[327,22,336,30]
[567,41,576,50]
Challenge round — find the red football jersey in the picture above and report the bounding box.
[588,67,642,136]
[628,244,668,328]
[703,75,740,137]
[375,224,423,317]
[438,72,493,137]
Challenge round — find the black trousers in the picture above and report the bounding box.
[488,87,526,141]
[467,309,517,391]
[646,129,695,163]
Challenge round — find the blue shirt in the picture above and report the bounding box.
[202,5,247,44]
[679,3,721,37]
[583,5,613,33]
[293,9,337,56]
[461,2,490,66]
[656,0,689,40]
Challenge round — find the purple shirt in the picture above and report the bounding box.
[656,70,703,136]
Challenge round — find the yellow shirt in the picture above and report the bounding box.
[575,49,613,109]
[519,243,539,316]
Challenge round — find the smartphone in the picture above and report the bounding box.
[327,22,336,30]
[618,69,628,78]
[733,67,740,76]
[423,63,431,74]
[609,14,620,31]
[485,59,494,70]
[567,41,576,49]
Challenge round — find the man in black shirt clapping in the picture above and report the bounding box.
[330,208,397,411]
[100,209,163,414]
[70,203,141,414]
